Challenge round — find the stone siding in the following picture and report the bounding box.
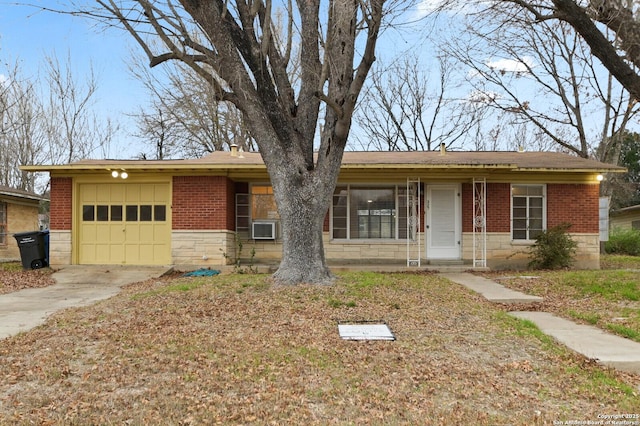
[461,232,599,270]
[172,230,236,266]
[47,230,72,267]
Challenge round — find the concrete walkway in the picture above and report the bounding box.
[0,265,170,339]
[440,272,543,304]
[510,312,640,374]
[440,272,640,374]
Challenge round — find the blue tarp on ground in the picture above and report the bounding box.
[182,268,221,277]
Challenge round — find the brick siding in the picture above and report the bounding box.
[462,182,599,234]
[462,183,511,233]
[50,177,73,230]
[172,176,235,230]
[547,184,599,233]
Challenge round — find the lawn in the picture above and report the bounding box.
[485,255,640,343]
[0,270,639,425]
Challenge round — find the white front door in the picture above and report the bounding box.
[426,184,461,260]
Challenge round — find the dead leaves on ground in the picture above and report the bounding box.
[0,266,56,294]
[0,272,639,425]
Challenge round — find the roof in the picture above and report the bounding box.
[20,150,625,173]
[0,185,46,202]
[611,204,640,215]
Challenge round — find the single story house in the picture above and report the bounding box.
[0,185,46,261]
[22,150,623,270]
[610,204,640,231]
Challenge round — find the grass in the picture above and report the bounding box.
[486,254,640,343]
[0,261,23,272]
[1,271,639,424]
[600,254,640,270]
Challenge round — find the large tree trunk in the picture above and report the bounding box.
[270,173,334,285]
[260,129,345,285]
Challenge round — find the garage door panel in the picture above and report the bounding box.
[80,224,96,240]
[79,183,171,265]
[110,185,125,202]
[110,245,125,263]
[81,185,98,203]
[125,225,140,240]
[139,224,155,240]
[79,243,96,263]
[96,186,111,203]
[95,244,110,262]
[109,226,125,243]
[125,185,140,203]
[153,184,170,201]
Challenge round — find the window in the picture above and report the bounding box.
[111,205,123,221]
[332,185,411,240]
[512,184,545,241]
[97,205,109,221]
[140,205,152,221]
[81,204,166,222]
[251,185,279,220]
[0,202,6,245]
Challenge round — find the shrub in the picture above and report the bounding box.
[528,223,577,270]
[605,228,640,256]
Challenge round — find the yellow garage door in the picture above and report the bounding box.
[78,183,171,265]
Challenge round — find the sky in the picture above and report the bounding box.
[0,1,148,158]
[0,1,437,161]
[1,1,631,162]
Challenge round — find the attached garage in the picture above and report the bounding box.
[77,182,171,265]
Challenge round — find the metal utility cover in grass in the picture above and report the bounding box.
[338,321,395,341]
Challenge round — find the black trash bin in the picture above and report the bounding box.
[13,231,47,270]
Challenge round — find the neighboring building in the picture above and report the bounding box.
[22,150,623,270]
[610,204,640,231]
[0,186,46,261]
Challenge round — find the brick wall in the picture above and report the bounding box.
[172,176,235,230]
[547,184,599,233]
[462,183,511,233]
[462,183,599,234]
[50,177,72,230]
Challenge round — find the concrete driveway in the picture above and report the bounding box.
[0,265,171,339]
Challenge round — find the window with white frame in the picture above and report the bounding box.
[0,202,6,245]
[512,184,545,241]
[332,185,411,240]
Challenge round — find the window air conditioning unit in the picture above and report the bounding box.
[252,221,276,240]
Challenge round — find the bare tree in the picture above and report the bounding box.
[130,58,256,159]
[64,0,392,284]
[493,0,640,101]
[0,62,47,191]
[354,54,485,151]
[0,54,117,192]
[41,53,117,164]
[444,14,638,158]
